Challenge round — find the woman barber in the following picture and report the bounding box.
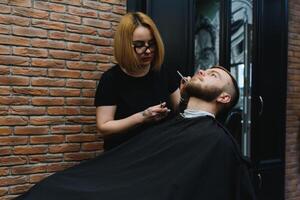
[94,12,181,150]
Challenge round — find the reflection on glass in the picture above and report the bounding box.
[194,0,220,72]
[229,0,253,156]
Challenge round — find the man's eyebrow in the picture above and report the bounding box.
[207,69,222,79]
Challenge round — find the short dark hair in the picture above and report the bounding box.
[211,66,240,111]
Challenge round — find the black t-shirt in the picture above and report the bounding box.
[94,65,178,150]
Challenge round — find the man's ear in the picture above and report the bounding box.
[216,92,231,104]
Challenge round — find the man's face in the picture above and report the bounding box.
[185,68,232,102]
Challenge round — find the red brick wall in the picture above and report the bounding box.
[287,0,300,199]
[0,0,126,199]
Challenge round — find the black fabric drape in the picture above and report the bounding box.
[16,116,256,200]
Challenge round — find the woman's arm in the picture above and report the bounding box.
[96,104,170,136]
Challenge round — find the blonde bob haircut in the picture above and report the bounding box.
[114,12,165,72]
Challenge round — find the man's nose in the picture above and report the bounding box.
[196,70,205,76]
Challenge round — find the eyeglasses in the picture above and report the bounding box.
[132,40,156,54]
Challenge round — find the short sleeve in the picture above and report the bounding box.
[94,71,117,107]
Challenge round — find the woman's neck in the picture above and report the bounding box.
[121,64,151,77]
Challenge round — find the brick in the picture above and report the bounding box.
[82,18,111,29]
[0,116,28,126]
[9,184,33,194]
[66,134,96,142]
[13,27,47,38]
[81,54,110,62]
[66,116,95,124]
[48,69,81,78]
[0,127,12,136]
[81,71,101,80]
[0,156,27,167]
[81,36,111,46]
[99,12,121,22]
[11,165,47,175]
[31,58,65,68]
[50,0,81,6]
[13,47,48,57]
[66,24,97,35]
[0,56,29,66]
[15,126,48,135]
[67,42,96,53]
[50,13,81,24]
[9,0,32,7]
[0,106,9,115]
[49,89,80,97]
[31,77,65,87]
[98,29,114,38]
[112,5,126,15]
[0,86,10,95]
[0,25,11,34]
[29,173,52,183]
[82,89,96,97]
[66,79,96,89]
[80,107,95,115]
[82,1,112,11]
[97,47,114,55]
[31,39,65,49]
[0,14,30,26]
[12,87,48,96]
[0,147,11,156]
[82,125,97,133]
[49,50,80,60]
[101,0,125,5]
[48,106,80,115]
[47,162,77,172]
[49,31,80,42]
[0,76,29,86]
[82,142,103,151]
[32,19,65,31]
[13,7,49,19]
[0,45,10,54]
[29,116,65,125]
[65,98,94,106]
[0,65,9,74]
[50,125,81,134]
[68,6,97,18]
[0,96,29,105]
[11,67,47,77]
[0,167,9,176]
[32,97,64,106]
[0,187,8,196]
[10,106,46,116]
[34,1,66,13]
[0,35,30,46]
[64,152,95,161]
[0,176,27,187]
[30,135,65,144]
[66,61,97,71]
[49,143,80,153]
[97,63,113,71]
[0,4,11,14]
[29,154,63,163]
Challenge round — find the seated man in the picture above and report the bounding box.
[16,66,256,200]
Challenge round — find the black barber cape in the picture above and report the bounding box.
[17,116,256,200]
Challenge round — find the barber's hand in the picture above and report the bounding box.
[179,76,191,95]
[141,102,170,123]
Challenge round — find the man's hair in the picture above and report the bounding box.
[114,12,165,72]
[211,66,240,112]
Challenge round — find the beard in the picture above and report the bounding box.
[185,81,222,102]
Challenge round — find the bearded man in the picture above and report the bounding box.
[17,66,256,200]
